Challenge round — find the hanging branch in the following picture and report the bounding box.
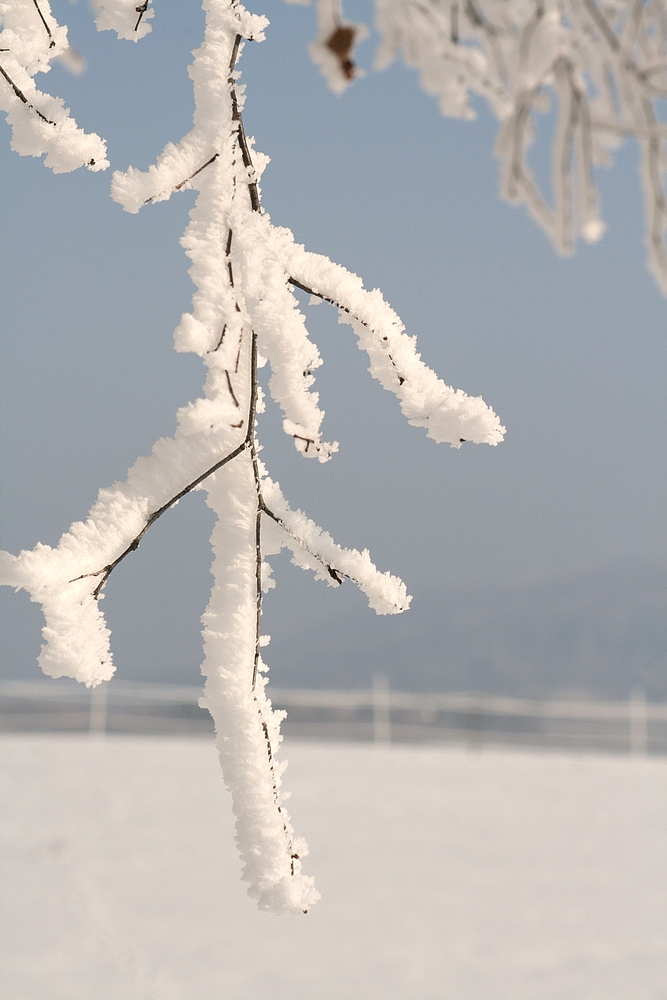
[288,276,407,386]
[0,0,504,913]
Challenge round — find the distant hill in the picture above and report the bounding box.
[263,560,667,701]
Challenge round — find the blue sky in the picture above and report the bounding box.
[1,0,665,689]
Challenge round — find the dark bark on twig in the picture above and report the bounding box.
[69,335,257,593]
[246,331,263,692]
[140,36,260,211]
[229,34,261,212]
[71,336,255,598]
[134,1,150,32]
[176,153,219,190]
[0,64,56,124]
[69,434,250,597]
[31,0,55,47]
[225,369,241,408]
[259,500,344,585]
[243,333,299,881]
[288,276,407,385]
[143,153,220,205]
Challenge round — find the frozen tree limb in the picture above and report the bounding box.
[89,0,155,41]
[0,0,108,171]
[285,252,505,446]
[258,471,411,614]
[1,0,504,911]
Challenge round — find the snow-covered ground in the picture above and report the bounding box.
[1,735,665,1000]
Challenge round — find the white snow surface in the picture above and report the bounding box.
[1,736,665,1000]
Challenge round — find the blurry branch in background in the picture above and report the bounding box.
[301,0,667,293]
[306,0,368,90]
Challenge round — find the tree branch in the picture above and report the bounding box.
[246,332,299,878]
[259,500,344,585]
[31,0,55,47]
[287,276,407,385]
[0,64,56,125]
[134,2,150,33]
[143,153,220,206]
[229,33,261,212]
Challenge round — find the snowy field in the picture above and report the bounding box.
[1,736,665,1000]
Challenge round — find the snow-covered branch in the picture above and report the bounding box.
[89,0,154,41]
[286,251,505,447]
[259,471,411,614]
[1,0,505,912]
[0,0,108,171]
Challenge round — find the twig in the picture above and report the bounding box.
[582,0,620,53]
[0,64,56,125]
[245,332,263,691]
[293,433,315,451]
[212,323,227,352]
[517,0,544,82]
[143,153,220,205]
[591,119,667,138]
[134,1,150,33]
[225,369,241,408]
[229,35,261,212]
[288,276,407,385]
[70,425,254,596]
[31,0,55,47]
[226,227,235,285]
[244,332,299,881]
[259,500,344,585]
[140,37,260,212]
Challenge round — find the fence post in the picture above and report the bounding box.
[466,693,485,751]
[89,682,108,739]
[629,687,647,755]
[372,673,391,744]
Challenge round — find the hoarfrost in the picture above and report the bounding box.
[0,0,107,171]
[0,0,504,911]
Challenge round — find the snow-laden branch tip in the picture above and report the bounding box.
[259,470,411,614]
[0,0,108,172]
[284,244,505,447]
[90,0,155,41]
[1,0,504,913]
